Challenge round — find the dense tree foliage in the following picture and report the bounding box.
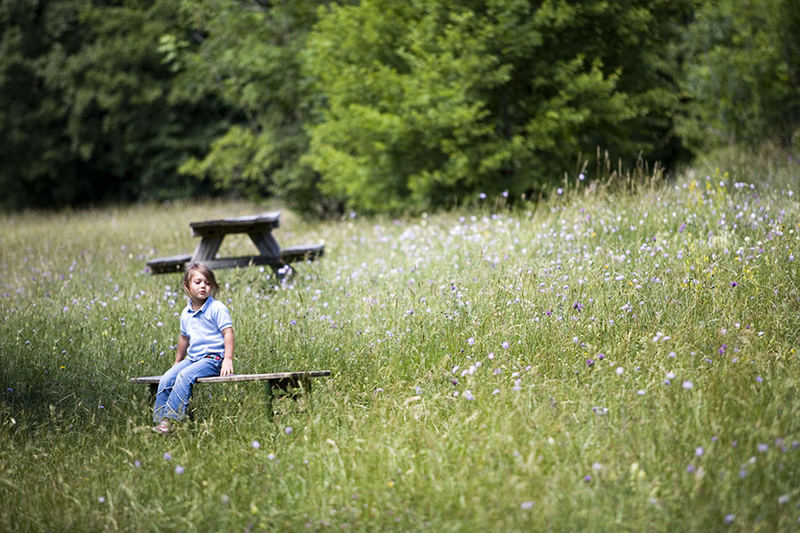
[677,0,800,151]
[304,0,692,212]
[0,0,230,209]
[1,0,797,213]
[172,0,332,214]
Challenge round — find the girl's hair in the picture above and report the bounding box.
[182,262,219,297]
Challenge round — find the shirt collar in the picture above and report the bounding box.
[188,295,214,315]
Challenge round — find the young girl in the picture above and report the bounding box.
[153,262,234,434]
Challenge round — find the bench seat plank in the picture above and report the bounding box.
[280,243,325,263]
[130,371,330,385]
[146,254,192,274]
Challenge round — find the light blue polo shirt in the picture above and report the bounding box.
[180,296,233,360]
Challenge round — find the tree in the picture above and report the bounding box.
[676,0,800,151]
[174,0,332,215]
[0,0,230,209]
[303,0,693,213]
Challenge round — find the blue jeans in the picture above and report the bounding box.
[153,356,222,423]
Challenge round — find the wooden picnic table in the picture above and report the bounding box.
[146,211,324,274]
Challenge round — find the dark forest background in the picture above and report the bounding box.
[2,0,798,215]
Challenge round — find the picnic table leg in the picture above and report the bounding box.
[248,230,281,260]
[248,230,289,278]
[193,234,224,262]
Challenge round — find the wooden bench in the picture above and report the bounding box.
[130,371,331,418]
[146,212,324,275]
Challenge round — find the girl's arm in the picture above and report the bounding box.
[220,327,234,376]
[175,334,189,365]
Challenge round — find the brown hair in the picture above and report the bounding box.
[182,262,219,298]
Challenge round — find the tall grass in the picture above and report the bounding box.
[1,153,798,531]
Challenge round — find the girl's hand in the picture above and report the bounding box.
[220,358,234,377]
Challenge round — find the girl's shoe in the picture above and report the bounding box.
[152,420,172,435]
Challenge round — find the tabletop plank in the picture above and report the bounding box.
[190,212,281,237]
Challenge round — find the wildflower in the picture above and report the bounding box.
[98,496,105,503]
[730,281,737,287]
[686,465,695,473]
[134,460,141,468]
[163,452,172,461]
[637,390,646,396]
[252,440,261,449]
[616,366,624,375]
[479,193,487,200]
[284,426,293,435]
[175,465,184,475]
[755,376,763,383]
[583,475,592,483]
[778,494,789,504]
[758,443,768,453]
[492,389,500,395]
[267,453,276,461]
[724,514,735,524]
[501,341,509,350]
[467,337,475,346]
[696,447,704,457]
[463,390,475,401]
[597,353,605,360]
[682,380,694,390]
[520,501,534,510]
[586,359,595,367]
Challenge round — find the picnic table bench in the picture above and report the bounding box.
[146,211,324,275]
[131,371,331,418]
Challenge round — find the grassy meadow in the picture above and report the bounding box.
[1,154,799,531]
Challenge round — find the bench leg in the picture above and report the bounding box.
[265,381,274,418]
[265,378,314,418]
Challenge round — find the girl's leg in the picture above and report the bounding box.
[160,357,222,422]
[153,358,195,423]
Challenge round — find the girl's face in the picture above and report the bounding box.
[186,271,211,303]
